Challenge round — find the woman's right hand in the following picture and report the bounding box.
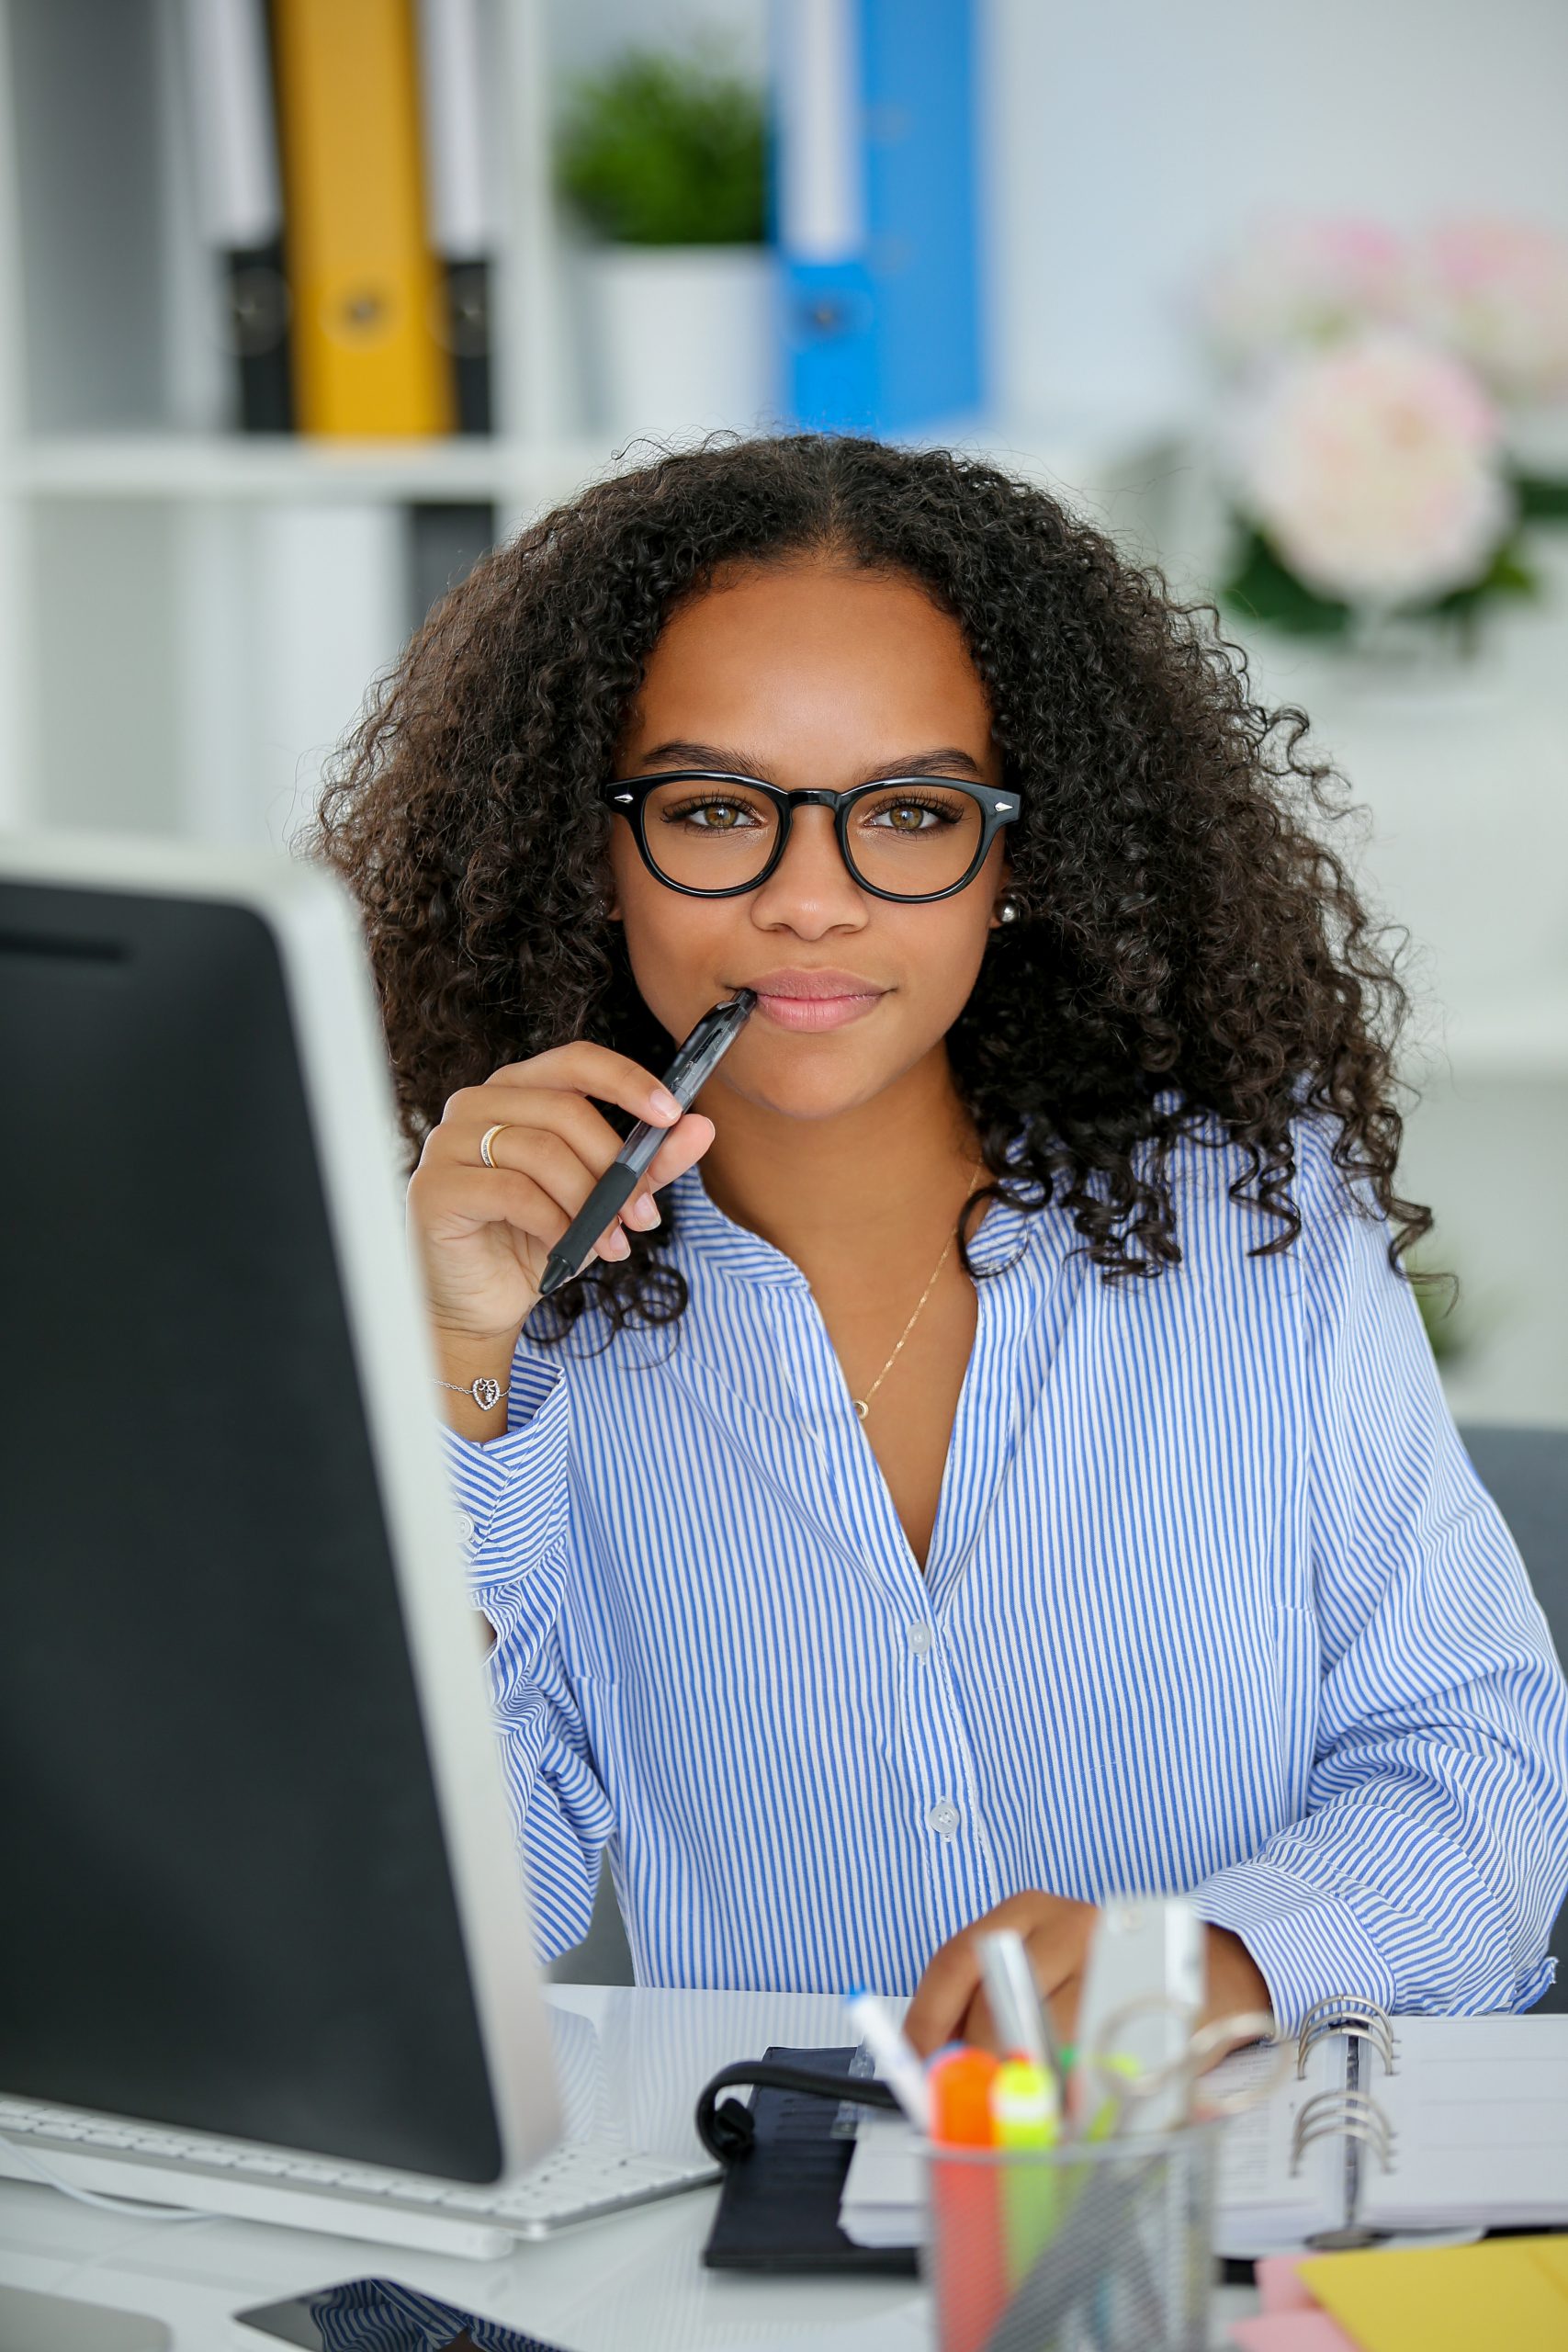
[408,1042,716,1352]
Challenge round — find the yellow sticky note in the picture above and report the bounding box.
[1530,2238,1568,2300]
[1299,2239,1568,2352]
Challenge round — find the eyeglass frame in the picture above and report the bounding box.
[601,770,1022,904]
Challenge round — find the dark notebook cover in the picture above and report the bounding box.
[701,2043,920,2275]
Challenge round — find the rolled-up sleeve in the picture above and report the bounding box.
[1194,1137,1568,2031]
[440,1353,614,1962]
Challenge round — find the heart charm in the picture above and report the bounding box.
[470,1376,502,1411]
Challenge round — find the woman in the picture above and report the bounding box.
[311,435,1568,2051]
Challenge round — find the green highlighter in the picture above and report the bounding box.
[990,2056,1061,2288]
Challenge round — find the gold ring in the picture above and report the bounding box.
[479,1122,511,1170]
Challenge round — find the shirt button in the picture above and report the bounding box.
[927,1798,960,1839]
[908,1623,934,1657]
[454,1510,477,1545]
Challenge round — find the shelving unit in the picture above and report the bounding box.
[0,0,1178,854]
[0,0,572,845]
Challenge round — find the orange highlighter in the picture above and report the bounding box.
[928,2047,1005,2352]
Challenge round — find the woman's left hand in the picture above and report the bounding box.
[901,1890,1270,2059]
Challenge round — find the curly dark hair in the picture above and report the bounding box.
[306,431,1438,1348]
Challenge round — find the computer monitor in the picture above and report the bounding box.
[0,831,560,2185]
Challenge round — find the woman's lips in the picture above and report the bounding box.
[752,989,885,1032]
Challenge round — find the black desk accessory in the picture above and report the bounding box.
[696,2045,917,2276]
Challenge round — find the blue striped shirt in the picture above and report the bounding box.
[442,1112,1568,2031]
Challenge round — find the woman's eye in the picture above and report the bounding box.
[863,797,955,832]
[667,799,761,831]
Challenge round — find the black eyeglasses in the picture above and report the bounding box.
[602,771,1021,903]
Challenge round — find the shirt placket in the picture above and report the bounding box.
[773,1265,1024,1946]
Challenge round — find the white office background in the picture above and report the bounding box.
[0,0,1563,1421]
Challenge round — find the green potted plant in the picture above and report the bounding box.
[557,44,773,441]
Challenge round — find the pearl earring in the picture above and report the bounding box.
[996,893,1023,925]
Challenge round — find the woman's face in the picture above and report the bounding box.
[607,558,1010,1125]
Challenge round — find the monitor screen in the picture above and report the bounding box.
[0,875,502,2180]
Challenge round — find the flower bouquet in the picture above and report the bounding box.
[1198,214,1568,646]
[1219,330,1533,648]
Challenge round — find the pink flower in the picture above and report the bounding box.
[1198,216,1411,372]
[1230,332,1512,605]
[1406,217,1568,402]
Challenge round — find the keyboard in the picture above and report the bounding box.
[0,2096,720,2261]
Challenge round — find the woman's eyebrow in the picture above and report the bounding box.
[634,741,771,778]
[863,749,987,782]
[632,741,988,782]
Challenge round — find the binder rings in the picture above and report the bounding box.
[1265,1998,1398,2251]
[271,0,454,437]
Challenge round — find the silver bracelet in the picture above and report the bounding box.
[434,1375,505,1411]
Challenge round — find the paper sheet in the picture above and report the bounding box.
[1362,2014,1568,2229]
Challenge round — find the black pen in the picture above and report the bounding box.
[534,989,757,1300]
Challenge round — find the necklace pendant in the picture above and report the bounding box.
[853,1398,869,1420]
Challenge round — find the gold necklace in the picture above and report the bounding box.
[851,1223,964,1420]
[850,1164,984,1421]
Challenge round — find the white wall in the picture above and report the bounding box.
[547,0,765,85]
[983,0,1568,427]
[1404,1076,1568,1427]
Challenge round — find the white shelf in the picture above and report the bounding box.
[2,415,1183,510]
[5,433,592,503]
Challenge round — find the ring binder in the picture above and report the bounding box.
[1295,1999,1397,2080]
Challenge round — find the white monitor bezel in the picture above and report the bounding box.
[0,829,561,2179]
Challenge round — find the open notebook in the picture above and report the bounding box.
[840,2006,1568,2261]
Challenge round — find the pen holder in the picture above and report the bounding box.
[922,2120,1222,2352]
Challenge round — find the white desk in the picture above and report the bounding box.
[0,1987,1256,2350]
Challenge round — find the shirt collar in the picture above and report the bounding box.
[665,1132,1039,1285]
[665,1159,804,1285]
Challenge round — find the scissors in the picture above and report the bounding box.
[1072,1996,1292,2136]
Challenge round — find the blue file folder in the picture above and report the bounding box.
[774,0,982,435]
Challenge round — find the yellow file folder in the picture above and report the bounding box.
[1299,2236,1568,2352]
[272,0,453,436]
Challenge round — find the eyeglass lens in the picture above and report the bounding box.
[638,779,986,897]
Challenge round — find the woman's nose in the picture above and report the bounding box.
[750,804,866,924]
